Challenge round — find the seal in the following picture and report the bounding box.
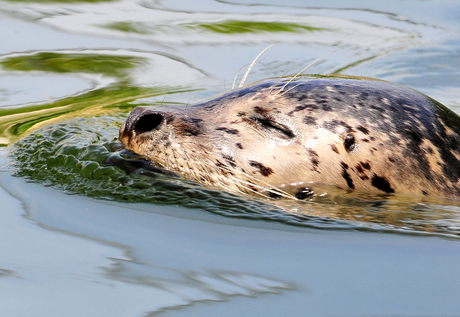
[119,75,460,199]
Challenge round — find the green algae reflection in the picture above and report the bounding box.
[0,52,194,144]
[102,20,326,35]
[103,22,149,34]
[191,21,326,34]
[2,52,143,78]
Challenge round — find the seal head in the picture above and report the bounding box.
[120,76,460,199]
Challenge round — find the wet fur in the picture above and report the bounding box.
[120,75,460,199]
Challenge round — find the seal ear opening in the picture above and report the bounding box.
[133,113,164,134]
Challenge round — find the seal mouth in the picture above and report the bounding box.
[132,112,164,134]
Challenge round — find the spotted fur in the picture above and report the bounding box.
[120,75,460,199]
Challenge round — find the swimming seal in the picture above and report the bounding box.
[119,75,460,199]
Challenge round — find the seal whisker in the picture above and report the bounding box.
[232,63,251,90]
[217,164,296,200]
[230,177,295,200]
[277,50,337,95]
[238,44,275,89]
[160,94,167,105]
[267,67,296,95]
[175,151,296,199]
[184,97,193,118]
[277,80,310,97]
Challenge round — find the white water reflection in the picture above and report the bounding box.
[0,155,292,316]
[0,0,445,52]
[2,0,457,94]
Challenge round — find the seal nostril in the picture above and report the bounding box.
[133,113,164,134]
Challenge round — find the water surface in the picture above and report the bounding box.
[1,0,460,316]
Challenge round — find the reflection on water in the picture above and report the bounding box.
[2,52,143,77]
[103,20,327,35]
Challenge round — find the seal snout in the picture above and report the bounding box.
[120,107,168,148]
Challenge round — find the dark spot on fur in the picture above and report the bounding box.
[370,105,384,111]
[360,162,371,170]
[294,94,307,102]
[362,138,370,143]
[204,103,218,111]
[371,174,394,193]
[330,144,339,154]
[223,155,237,168]
[236,143,243,149]
[344,134,356,152]
[249,160,274,177]
[427,147,434,154]
[216,127,239,135]
[308,149,320,171]
[388,157,396,163]
[253,106,268,115]
[323,120,355,133]
[287,104,318,115]
[422,190,428,196]
[241,117,256,127]
[295,187,314,199]
[215,160,226,168]
[188,118,203,124]
[184,128,201,136]
[321,103,332,111]
[406,129,423,145]
[304,116,317,125]
[357,126,369,135]
[355,163,369,180]
[341,162,354,189]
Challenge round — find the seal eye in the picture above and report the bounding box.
[249,116,295,139]
[344,134,356,152]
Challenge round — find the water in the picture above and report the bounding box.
[1,0,460,316]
